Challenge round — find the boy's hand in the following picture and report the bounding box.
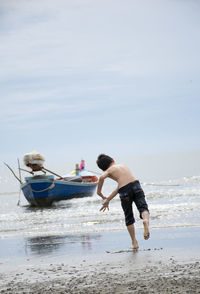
[100,199,109,212]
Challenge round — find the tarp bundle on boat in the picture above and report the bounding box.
[23,151,45,171]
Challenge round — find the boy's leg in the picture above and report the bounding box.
[133,190,150,240]
[127,224,139,249]
[120,196,138,248]
[141,210,150,240]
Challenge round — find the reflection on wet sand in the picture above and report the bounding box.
[25,233,101,256]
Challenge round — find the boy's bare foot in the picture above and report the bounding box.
[143,220,150,240]
[132,240,139,250]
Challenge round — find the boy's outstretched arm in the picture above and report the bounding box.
[100,187,118,212]
[97,172,109,200]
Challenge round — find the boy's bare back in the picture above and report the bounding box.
[106,164,136,189]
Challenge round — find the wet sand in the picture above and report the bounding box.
[0,227,200,293]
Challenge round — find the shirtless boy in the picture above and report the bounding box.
[96,154,150,249]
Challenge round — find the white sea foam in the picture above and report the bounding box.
[0,175,200,239]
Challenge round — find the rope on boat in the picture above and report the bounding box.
[29,180,55,193]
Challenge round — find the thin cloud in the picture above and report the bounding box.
[0,0,200,159]
[1,0,199,80]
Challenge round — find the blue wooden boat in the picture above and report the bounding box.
[21,173,98,206]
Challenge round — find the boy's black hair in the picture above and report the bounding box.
[96,154,113,171]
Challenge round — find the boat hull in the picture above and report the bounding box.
[21,175,98,206]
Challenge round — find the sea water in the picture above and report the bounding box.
[0,175,200,260]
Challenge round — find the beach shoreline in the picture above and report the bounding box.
[0,226,200,293]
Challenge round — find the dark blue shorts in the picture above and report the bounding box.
[118,181,149,226]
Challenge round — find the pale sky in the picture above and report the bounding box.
[0,0,200,185]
